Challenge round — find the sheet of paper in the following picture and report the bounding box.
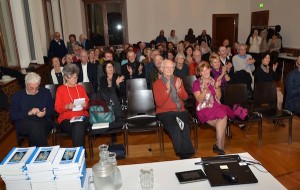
[72,98,85,111]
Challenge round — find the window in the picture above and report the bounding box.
[83,0,127,46]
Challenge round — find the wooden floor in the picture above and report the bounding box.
[0,116,300,190]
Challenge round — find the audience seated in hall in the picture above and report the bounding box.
[174,53,189,79]
[98,60,125,121]
[153,59,195,159]
[232,43,255,89]
[192,62,234,155]
[76,50,98,93]
[79,34,93,51]
[197,29,212,47]
[10,72,55,146]
[155,30,168,44]
[184,28,196,44]
[48,57,64,85]
[121,50,145,80]
[55,64,89,147]
[168,30,179,45]
[210,53,231,90]
[185,45,194,66]
[67,34,80,54]
[218,45,234,80]
[285,56,300,115]
[189,49,202,76]
[147,55,164,90]
[48,32,68,60]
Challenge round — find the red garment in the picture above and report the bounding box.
[153,77,188,114]
[55,84,89,124]
[73,56,80,62]
[189,60,198,75]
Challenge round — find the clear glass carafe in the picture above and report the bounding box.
[108,152,122,189]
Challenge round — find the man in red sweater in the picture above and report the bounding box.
[153,60,195,159]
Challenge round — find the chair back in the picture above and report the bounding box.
[127,90,156,118]
[182,75,197,95]
[224,84,248,108]
[253,82,277,113]
[78,82,93,96]
[126,78,147,94]
[45,84,59,100]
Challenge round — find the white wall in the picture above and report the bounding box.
[126,0,251,44]
[250,0,300,49]
[60,0,86,42]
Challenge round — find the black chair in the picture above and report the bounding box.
[124,90,164,157]
[78,82,93,97]
[126,78,147,93]
[87,121,125,161]
[45,84,59,100]
[223,84,263,146]
[253,82,293,144]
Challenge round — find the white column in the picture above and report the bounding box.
[9,0,31,68]
[28,0,46,63]
[51,0,62,35]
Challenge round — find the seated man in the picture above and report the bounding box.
[121,50,145,80]
[285,56,300,115]
[147,55,164,90]
[189,50,202,76]
[10,72,54,146]
[153,59,195,159]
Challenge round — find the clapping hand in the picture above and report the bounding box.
[247,57,255,65]
[175,78,182,92]
[273,62,278,71]
[127,65,133,76]
[116,75,125,85]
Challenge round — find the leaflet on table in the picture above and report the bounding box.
[73,98,85,111]
[53,147,84,168]
[0,147,36,169]
[27,146,60,169]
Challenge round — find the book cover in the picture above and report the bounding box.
[0,147,36,167]
[27,146,60,167]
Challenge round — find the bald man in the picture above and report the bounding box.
[48,32,68,59]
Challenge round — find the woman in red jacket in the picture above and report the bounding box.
[55,64,89,147]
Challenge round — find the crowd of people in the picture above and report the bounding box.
[9,28,300,159]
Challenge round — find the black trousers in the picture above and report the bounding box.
[157,111,195,156]
[15,118,52,146]
[60,117,89,147]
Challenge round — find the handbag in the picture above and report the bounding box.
[89,104,115,124]
[233,104,249,121]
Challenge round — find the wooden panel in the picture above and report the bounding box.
[251,10,269,28]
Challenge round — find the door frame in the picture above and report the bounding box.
[212,14,239,46]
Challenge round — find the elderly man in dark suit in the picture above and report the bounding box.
[48,32,68,60]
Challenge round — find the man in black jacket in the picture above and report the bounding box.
[48,32,68,59]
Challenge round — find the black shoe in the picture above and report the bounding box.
[213,144,225,155]
[179,153,194,160]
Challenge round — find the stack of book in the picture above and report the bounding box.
[0,147,36,190]
[26,146,60,190]
[52,147,86,190]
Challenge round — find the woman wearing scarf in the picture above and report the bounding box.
[153,59,195,159]
[49,57,64,85]
[192,61,234,155]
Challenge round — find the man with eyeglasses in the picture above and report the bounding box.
[10,72,55,146]
[48,32,68,60]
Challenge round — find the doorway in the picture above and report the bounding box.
[212,14,239,48]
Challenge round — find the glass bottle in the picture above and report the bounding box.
[91,144,115,190]
[108,152,122,189]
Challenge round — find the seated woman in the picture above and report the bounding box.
[174,53,189,79]
[210,53,230,88]
[192,62,234,155]
[254,53,281,109]
[10,72,54,146]
[98,60,125,121]
[48,57,64,85]
[153,59,195,159]
[55,64,89,147]
[199,40,211,62]
[62,54,74,66]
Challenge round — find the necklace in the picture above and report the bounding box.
[66,84,80,102]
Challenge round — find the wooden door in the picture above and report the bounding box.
[212,14,239,47]
[251,10,269,28]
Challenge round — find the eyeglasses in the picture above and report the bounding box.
[27,87,39,91]
[67,76,78,80]
[163,66,175,69]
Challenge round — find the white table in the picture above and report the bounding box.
[84,152,286,190]
[278,53,298,81]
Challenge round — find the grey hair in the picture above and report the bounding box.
[161,59,175,68]
[63,64,80,77]
[25,72,41,84]
[175,52,186,61]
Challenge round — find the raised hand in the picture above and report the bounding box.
[175,78,182,91]
[116,75,125,85]
[127,65,133,76]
